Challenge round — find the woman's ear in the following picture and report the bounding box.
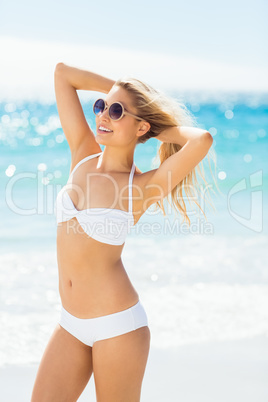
[137,122,151,137]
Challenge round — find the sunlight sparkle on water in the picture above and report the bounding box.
[257,129,266,138]
[225,110,234,119]
[243,154,252,163]
[218,171,226,180]
[5,165,16,177]
[37,163,47,171]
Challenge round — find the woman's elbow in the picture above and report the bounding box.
[203,131,213,143]
[201,132,214,149]
[199,131,214,154]
[54,62,66,76]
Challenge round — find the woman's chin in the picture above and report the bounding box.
[95,134,107,143]
[95,133,115,145]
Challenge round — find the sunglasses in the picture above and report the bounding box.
[93,98,144,121]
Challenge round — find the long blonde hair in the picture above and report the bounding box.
[114,76,218,225]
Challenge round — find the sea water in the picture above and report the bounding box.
[0,92,267,366]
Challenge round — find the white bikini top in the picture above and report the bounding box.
[55,151,135,246]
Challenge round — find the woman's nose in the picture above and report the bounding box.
[100,106,110,119]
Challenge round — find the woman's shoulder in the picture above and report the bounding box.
[69,143,102,174]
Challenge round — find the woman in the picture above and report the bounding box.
[31,62,214,401]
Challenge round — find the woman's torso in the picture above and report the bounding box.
[56,151,142,318]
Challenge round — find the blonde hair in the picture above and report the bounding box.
[114,76,219,226]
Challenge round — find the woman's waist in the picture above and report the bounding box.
[58,263,139,318]
[59,269,137,297]
[59,279,139,319]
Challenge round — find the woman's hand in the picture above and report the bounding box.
[156,126,212,147]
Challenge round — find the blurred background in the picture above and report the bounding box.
[0,0,267,401]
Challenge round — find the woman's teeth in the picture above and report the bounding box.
[99,126,113,132]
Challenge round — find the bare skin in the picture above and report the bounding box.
[56,154,148,318]
[31,325,150,402]
[31,62,213,401]
[31,154,152,402]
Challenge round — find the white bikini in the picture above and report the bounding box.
[55,151,135,245]
[55,151,148,346]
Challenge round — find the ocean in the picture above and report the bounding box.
[0,91,267,367]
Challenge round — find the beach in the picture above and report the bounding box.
[1,95,267,401]
[1,0,268,397]
[1,336,268,402]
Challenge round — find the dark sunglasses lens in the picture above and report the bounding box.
[109,103,123,120]
[93,99,105,115]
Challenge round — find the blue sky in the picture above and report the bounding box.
[0,0,267,100]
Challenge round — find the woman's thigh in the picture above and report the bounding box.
[31,324,93,402]
[92,326,151,402]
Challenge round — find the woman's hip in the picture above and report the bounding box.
[58,299,149,347]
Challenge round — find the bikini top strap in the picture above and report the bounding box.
[128,161,136,214]
[69,152,103,177]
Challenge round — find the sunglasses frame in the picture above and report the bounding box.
[93,98,144,121]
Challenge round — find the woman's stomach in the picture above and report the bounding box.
[56,222,139,318]
[58,262,139,318]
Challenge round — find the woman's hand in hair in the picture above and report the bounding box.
[156,126,212,147]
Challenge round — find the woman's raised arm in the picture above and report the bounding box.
[54,63,115,156]
[156,125,210,146]
[143,128,213,207]
[55,63,116,92]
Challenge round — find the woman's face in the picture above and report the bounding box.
[95,86,142,147]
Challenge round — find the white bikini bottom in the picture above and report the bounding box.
[59,300,149,347]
